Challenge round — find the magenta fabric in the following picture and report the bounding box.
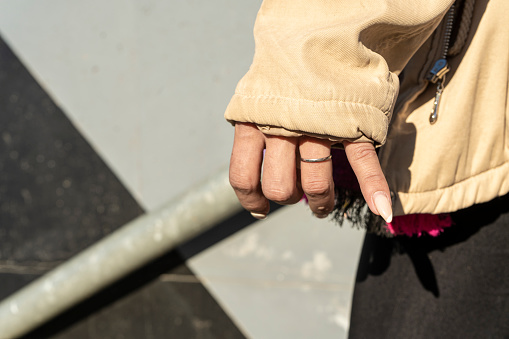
[387,214,453,237]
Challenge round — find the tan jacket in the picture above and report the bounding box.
[225,0,509,216]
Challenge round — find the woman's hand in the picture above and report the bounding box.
[229,122,393,222]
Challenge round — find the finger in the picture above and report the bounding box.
[299,137,334,218]
[229,123,270,219]
[343,141,392,223]
[262,135,302,205]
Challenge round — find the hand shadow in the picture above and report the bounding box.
[355,193,509,298]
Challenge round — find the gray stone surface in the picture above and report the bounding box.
[0,36,245,338]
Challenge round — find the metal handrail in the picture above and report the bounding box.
[0,166,242,339]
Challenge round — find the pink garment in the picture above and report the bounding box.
[386,214,453,237]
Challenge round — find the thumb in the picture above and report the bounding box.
[343,141,393,223]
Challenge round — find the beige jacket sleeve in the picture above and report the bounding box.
[224,0,454,146]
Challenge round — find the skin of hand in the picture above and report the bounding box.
[229,122,393,223]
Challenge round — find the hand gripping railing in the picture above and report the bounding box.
[0,166,242,339]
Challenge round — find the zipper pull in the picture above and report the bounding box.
[427,58,450,83]
[429,80,445,124]
[428,59,449,124]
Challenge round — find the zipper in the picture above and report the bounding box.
[427,3,455,124]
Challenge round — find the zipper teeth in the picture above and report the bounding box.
[442,4,455,59]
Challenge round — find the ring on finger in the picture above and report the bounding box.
[300,154,332,163]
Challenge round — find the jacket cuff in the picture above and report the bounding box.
[225,85,397,146]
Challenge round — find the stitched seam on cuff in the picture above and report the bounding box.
[233,92,387,111]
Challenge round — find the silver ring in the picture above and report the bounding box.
[300,154,332,163]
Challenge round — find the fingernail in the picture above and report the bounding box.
[372,192,393,223]
[251,212,267,220]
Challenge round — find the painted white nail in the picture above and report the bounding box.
[251,212,267,220]
[372,192,393,223]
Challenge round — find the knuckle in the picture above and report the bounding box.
[303,180,331,198]
[229,173,258,195]
[348,143,376,162]
[263,187,294,203]
[359,170,386,187]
